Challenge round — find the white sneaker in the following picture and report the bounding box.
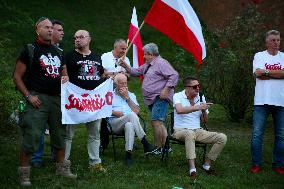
[45,129,50,135]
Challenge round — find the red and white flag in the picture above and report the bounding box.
[144,0,206,64]
[128,7,144,68]
[61,78,113,124]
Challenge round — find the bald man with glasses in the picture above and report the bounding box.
[64,29,106,172]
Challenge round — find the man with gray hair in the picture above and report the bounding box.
[250,30,284,175]
[108,73,156,166]
[101,39,131,77]
[120,43,179,154]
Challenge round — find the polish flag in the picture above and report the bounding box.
[144,0,206,64]
[128,7,144,68]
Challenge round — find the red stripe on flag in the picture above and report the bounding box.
[128,23,143,48]
[144,0,203,64]
[128,24,144,67]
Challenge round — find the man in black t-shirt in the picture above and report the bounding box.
[31,19,65,168]
[13,17,76,187]
[64,29,106,172]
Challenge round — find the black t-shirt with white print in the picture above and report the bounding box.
[17,40,64,95]
[65,50,104,90]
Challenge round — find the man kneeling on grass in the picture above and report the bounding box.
[173,76,227,179]
[107,73,156,166]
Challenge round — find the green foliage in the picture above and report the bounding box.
[0,3,34,126]
[200,4,266,122]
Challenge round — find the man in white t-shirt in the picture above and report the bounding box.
[101,39,131,77]
[173,76,227,179]
[250,30,284,175]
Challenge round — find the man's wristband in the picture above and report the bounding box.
[25,94,31,100]
[125,97,130,102]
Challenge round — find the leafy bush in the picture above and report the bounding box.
[200,4,266,122]
[0,3,33,127]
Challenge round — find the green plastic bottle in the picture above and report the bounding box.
[18,101,26,113]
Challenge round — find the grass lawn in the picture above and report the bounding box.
[1,80,283,189]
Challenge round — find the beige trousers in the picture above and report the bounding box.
[173,128,227,160]
[65,119,102,165]
[110,112,145,151]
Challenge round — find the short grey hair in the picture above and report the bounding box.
[114,39,126,48]
[143,43,159,56]
[266,30,280,39]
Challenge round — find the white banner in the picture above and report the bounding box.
[61,78,113,124]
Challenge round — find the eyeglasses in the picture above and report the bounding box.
[185,84,201,89]
[74,35,89,40]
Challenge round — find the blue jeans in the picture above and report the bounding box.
[251,105,284,167]
[31,134,45,163]
[148,97,169,122]
[31,124,56,163]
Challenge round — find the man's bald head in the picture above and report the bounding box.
[74,30,91,50]
[114,73,127,84]
[35,17,53,42]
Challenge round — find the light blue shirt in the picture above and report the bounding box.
[108,90,139,122]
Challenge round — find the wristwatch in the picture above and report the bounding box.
[264,70,270,76]
[25,94,31,100]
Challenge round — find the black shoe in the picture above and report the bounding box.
[144,144,157,155]
[151,147,162,155]
[124,151,133,166]
[162,147,173,154]
[31,161,43,168]
[124,157,133,166]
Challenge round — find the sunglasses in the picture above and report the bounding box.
[186,84,201,89]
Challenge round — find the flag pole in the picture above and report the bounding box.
[124,21,145,56]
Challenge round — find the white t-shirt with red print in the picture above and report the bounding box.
[253,50,284,107]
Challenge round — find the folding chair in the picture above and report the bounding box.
[101,115,147,161]
[161,112,208,163]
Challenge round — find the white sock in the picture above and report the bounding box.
[203,164,210,171]
[189,168,197,174]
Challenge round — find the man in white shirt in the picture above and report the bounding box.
[250,30,284,175]
[108,73,156,166]
[173,76,227,179]
[101,39,131,77]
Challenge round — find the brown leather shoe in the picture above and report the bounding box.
[189,171,197,183]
